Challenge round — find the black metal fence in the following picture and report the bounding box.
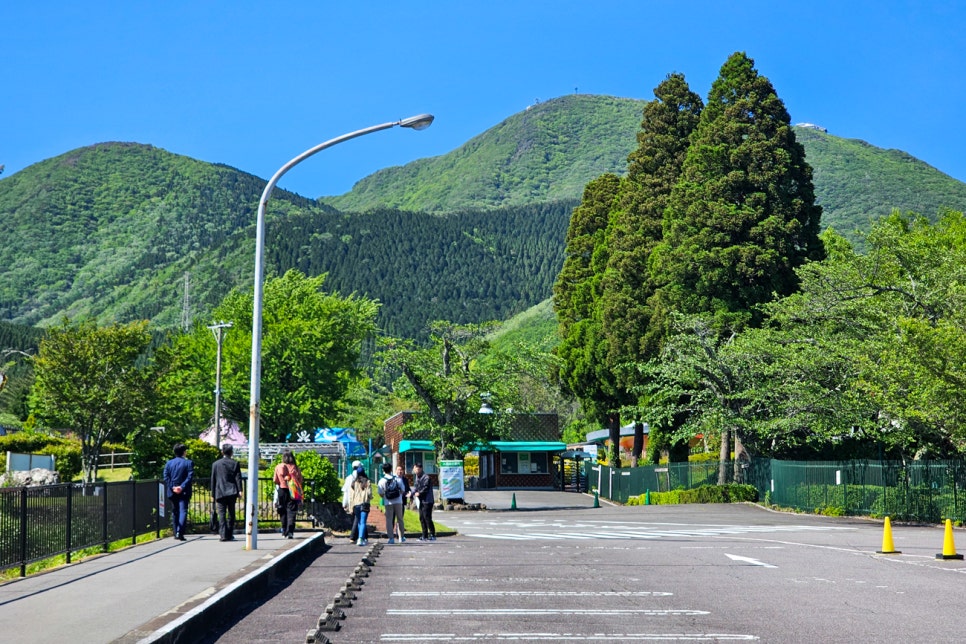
[0,477,328,578]
[589,458,966,523]
[0,480,160,578]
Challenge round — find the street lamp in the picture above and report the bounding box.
[207,321,232,452]
[244,114,435,550]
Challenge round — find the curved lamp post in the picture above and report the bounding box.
[245,114,435,550]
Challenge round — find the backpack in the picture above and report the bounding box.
[384,476,401,501]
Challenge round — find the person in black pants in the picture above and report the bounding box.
[410,463,436,541]
[163,443,193,540]
[210,444,243,541]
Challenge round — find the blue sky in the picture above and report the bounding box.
[3,2,964,200]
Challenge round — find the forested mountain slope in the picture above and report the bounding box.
[323,95,646,213]
[2,96,965,337]
[325,96,966,234]
[0,142,329,327]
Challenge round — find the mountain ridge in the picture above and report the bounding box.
[2,95,965,337]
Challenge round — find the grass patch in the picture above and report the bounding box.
[0,530,166,581]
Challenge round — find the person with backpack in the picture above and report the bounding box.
[378,462,405,544]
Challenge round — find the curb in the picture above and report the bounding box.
[130,533,327,644]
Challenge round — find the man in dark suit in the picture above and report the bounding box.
[163,443,193,540]
[210,444,243,541]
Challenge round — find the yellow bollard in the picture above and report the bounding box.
[876,516,901,554]
[936,519,964,560]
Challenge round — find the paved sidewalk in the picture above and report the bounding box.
[0,530,326,644]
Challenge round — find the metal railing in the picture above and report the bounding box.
[0,477,331,577]
[0,480,160,577]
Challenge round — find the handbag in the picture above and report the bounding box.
[289,478,304,502]
[209,502,219,533]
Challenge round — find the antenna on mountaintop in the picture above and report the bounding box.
[181,272,191,331]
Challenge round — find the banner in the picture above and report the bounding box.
[439,460,465,500]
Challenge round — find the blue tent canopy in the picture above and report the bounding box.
[313,427,366,456]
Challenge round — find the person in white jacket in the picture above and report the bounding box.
[342,460,362,540]
[377,463,405,544]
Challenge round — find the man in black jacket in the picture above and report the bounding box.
[410,463,436,541]
[210,444,243,541]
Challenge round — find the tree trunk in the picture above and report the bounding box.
[733,431,750,484]
[631,422,644,464]
[717,428,731,485]
[608,415,622,468]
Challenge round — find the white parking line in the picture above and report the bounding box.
[393,591,673,597]
[725,553,778,568]
[387,608,711,616]
[381,633,759,641]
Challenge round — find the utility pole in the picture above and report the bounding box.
[208,322,233,451]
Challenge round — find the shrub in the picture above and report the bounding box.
[271,451,342,503]
[630,483,758,506]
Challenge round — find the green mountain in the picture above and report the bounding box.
[325,96,966,235]
[324,95,646,213]
[2,96,966,338]
[0,142,328,327]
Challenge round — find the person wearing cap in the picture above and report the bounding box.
[347,466,372,546]
[342,460,362,541]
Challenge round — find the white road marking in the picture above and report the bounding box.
[387,608,711,616]
[725,553,777,568]
[381,633,759,641]
[458,522,853,542]
[392,590,673,597]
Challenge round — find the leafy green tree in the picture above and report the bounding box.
[30,319,162,483]
[159,269,379,442]
[764,213,966,458]
[653,51,824,331]
[379,321,530,460]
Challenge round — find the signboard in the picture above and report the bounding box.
[439,460,465,500]
[158,483,166,518]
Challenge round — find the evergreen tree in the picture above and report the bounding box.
[599,74,703,459]
[653,52,824,331]
[650,52,825,477]
[553,174,627,463]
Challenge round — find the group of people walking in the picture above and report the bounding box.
[164,442,439,545]
[342,461,437,545]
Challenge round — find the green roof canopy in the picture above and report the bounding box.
[476,441,566,453]
[399,440,435,453]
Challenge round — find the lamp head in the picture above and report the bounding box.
[399,113,435,130]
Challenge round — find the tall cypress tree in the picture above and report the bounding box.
[599,74,703,460]
[652,52,825,477]
[601,73,704,382]
[553,173,626,463]
[653,52,824,332]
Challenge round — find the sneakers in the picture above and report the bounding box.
[418,536,427,542]
[400,537,407,543]
[387,539,395,544]
[357,538,365,546]
[429,535,436,541]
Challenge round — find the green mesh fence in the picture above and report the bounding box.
[588,458,966,523]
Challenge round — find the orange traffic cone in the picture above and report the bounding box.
[876,516,901,554]
[936,519,964,560]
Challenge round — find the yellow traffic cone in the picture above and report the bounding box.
[876,516,901,554]
[936,519,964,560]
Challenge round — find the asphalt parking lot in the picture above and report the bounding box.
[209,493,966,643]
